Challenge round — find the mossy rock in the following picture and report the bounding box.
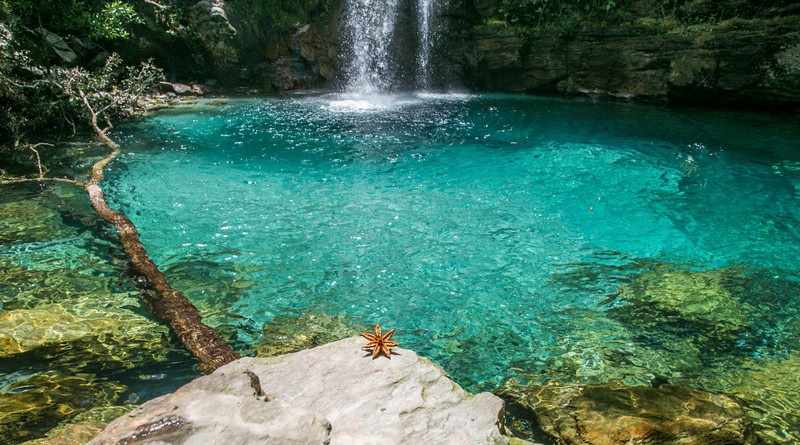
[616,268,752,331]
[256,312,365,358]
[0,199,68,246]
[533,310,702,386]
[0,258,131,311]
[0,302,170,370]
[501,381,759,445]
[20,405,134,445]
[700,352,800,445]
[0,372,126,443]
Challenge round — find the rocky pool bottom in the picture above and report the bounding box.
[1,96,800,444]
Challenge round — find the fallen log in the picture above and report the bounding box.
[83,127,239,373]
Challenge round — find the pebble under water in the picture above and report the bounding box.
[2,93,800,443]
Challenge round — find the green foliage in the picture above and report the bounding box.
[495,0,625,27]
[491,0,799,30]
[90,1,143,40]
[51,53,164,125]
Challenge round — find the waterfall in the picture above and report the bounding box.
[341,0,401,93]
[416,0,433,89]
[340,0,439,93]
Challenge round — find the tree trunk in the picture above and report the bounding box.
[84,122,239,373]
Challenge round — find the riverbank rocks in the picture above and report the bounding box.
[0,371,126,443]
[91,337,512,445]
[502,381,759,445]
[256,312,365,357]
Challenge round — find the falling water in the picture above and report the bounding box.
[417,0,433,89]
[341,0,401,92]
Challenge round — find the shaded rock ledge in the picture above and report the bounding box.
[90,337,527,445]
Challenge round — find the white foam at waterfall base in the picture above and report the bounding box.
[320,92,424,112]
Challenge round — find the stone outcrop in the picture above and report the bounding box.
[502,381,760,445]
[91,337,513,445]
[442,16,800,108]
[187,0,239,68]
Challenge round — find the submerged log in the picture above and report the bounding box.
[84,126,239,373]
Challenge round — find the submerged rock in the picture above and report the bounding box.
[0,372,126,443]
[0,258,130,311]
[256,312,365,357]
[0,199,66,245]
[502,381,758,445]
[615,268,751,331]
[0,302,169,370]
[91,337,511,444]
[700,352,800,444]
[533,310,702,386]
[21,405,134,445]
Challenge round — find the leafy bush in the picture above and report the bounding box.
[90,1,144,40]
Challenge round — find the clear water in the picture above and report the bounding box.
[104,93,800,397]
[6,93,798,442]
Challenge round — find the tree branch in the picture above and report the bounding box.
[143,0,168,10]
[0,176,82,186]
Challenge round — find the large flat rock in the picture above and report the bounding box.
[90,337,511,445]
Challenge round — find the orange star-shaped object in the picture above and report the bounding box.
[361,324,398,359]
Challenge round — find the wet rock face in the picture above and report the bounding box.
[443,16,800,108]
[188,0,239,68]
[91,337,511,445]
[504,382,759,445]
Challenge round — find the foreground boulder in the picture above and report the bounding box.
[503,381,759,445]
[91,337,511,444]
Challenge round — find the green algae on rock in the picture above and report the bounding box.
[501,381,759,445]
[0,199,67,246]
[256,312,365,358]
[0,372,126,444]
[530,310,702,386]
[699,352,800,444]
[0,259,132,312]
[0,302,170,370]
[614,268,752,332]
[20,405,134,445]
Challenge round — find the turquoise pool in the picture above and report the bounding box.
[3,93,800,443]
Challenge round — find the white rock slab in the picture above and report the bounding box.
[90,337,512,445]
